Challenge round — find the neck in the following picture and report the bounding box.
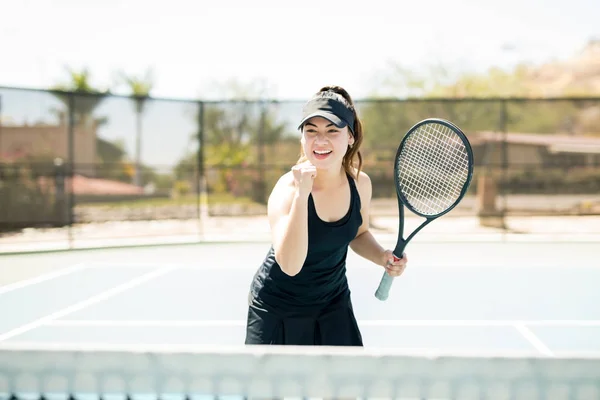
[313,166,346,191]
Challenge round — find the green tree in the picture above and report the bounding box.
[175,100,288,203]
[175,79,288,203]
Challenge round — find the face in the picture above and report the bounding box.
[300,116,354,169]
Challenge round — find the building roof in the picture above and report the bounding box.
[471,131,600,154]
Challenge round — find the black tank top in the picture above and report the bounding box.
[249,172,363,315]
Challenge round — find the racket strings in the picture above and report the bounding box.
[402,126,468,212]
[402,133,466,212]
[397,123,470,215]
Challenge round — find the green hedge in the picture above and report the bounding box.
[0,163,65,232]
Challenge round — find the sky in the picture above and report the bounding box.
[1,0,599,101]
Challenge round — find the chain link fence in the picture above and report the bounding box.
[1,87,599,251]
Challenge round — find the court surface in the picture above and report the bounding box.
[0,240,599,357]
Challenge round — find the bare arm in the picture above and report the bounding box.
[349,172,387,266]
[350,172,408,277]
[268,173,310,276]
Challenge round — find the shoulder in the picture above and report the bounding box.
[270,171,296,198]
[348,169,372,212]
[267,171,296,213]
[351,169,372,201]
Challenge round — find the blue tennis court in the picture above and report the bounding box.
[1,240,598,357]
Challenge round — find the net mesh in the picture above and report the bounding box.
[1,344,600,400]
[397,122,471,216]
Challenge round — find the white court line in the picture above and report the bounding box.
[0,268,173,343]
[76,261,255,270]
[514,324,554,357]
[0,262,91,295]
[46,319,600,328]
[49,320,247,327]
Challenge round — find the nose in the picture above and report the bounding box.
[314,132,329,143]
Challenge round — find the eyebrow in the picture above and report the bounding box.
[304,122,335,128]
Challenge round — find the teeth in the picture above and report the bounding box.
[314,150,332,154]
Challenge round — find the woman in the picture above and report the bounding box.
[245,85,408,346]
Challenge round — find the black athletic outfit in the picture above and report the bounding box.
[245,173,364,346]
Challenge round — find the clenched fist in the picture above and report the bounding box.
[292,162,317,198]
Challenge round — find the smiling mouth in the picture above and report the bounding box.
[313,150,332,155]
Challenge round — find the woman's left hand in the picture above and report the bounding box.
[382,250,408,277]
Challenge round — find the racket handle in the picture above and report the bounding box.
[375,271,394,301]
[375,255,401,301]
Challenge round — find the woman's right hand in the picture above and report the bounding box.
[291,162,317,198]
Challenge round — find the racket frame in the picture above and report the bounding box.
[374,118,474,301]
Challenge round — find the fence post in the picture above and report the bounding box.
[197,100,208,238]
[500,99,508,219]
[255,102,267,204]
[67,92,75,248]
[53,157,66,227]
[476,100,506,229]
[0,94,3,157]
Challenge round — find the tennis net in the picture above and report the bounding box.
[1,343,599,400]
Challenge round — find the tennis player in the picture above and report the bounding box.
[245,86,408,346]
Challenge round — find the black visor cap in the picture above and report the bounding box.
[297,97,355,135]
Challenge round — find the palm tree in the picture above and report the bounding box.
[118,69,154,186]
[52,66,109,127]
[50,67,110,179]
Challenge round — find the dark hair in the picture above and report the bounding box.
[297,85,364,179]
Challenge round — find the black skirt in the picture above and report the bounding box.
[244,291,363,346]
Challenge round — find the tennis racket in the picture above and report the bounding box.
[375,118,474,301]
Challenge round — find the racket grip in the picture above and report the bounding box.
[375,254,401,301]
[375,271,394,301]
